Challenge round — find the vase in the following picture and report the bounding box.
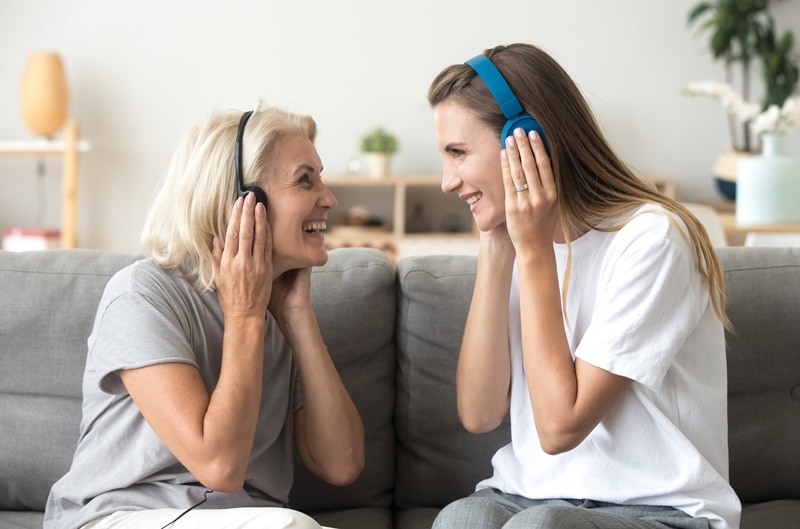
[19,52,69,137]
[736,133,800,225]
[712,148,756,201]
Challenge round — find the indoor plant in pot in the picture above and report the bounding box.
[360,127,398,179]
[684,0,799,200]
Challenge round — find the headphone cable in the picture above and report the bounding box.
[158,489,213,529]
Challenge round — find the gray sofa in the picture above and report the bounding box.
[1,246,799,529]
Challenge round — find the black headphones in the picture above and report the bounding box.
[465,54,550,155]
[234,110,269,208]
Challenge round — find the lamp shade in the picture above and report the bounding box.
[19,52,69,137]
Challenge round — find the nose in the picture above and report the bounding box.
[320,182,338,210]
[441,165,461,194]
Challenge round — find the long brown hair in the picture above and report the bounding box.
[429,43,729,328]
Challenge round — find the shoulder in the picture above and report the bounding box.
[104,258,196,301]
[606,204,693,260]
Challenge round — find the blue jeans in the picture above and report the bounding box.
[432,488,710,529]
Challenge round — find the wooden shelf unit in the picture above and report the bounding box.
[0,120,91,248]
[323,174,476,260]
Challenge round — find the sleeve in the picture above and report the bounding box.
[88,265,199,396]
[575,213,707,390]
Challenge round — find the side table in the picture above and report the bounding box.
[705,199,800,246]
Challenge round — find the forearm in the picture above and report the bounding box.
[198,317,265,487]
[278,308,364,485]
[457,237,515,433]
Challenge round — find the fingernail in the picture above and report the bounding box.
[529,131,539,141]
[514,128,525,138]
[506,135,515,148]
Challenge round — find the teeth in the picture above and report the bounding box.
[466,194,482,205]
[303,222,327,232]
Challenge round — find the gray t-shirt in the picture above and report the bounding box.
[44,258,301,529]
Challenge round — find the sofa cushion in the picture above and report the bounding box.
[290,248,397,514]
[0,249,142,511]
[716,247,800,504]
[394,255,510,510]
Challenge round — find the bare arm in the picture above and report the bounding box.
[119,193,272,491]
[271,269,364,486]
[456,226,516,434]
[503,129,632,453]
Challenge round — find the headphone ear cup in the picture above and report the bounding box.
[241,186,269,209]
[501,114,550,155]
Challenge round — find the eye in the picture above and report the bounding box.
[298,174,313,188]
[450,148,466,159]
[444,145,466,159]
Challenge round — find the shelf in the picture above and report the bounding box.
[0,139,92,155]
[0,120,90,248]
[324,174,475,261]
[718,212,800,246]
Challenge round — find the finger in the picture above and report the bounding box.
[252,201,269,263]
[504,133,528,194]
[238,191,257,255]
[212,237,223,270]
[225,196,244,255]
[529,131,555,195]
[501,147,516,198]
[514,128,540,188]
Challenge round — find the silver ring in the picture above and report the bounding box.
[515,183,529,192]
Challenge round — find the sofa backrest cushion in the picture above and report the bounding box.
[290,248,397,511]
[394,255,510,509]
[717,247,800,503]
[0,249,142,510]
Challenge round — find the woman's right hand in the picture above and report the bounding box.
[213,192,272,321]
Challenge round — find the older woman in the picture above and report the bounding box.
[45,103,364,529]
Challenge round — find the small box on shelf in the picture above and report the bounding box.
[2,227,61,252]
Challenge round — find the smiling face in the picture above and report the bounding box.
[261,132,337,277]
[433,100,506,232]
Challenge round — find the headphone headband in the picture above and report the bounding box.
[465,55,524,119]
[464,53,550,154]
[234,110,254,196]
[234,110,268,207]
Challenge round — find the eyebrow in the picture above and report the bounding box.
[294,163,321,176]
[444,142,466,153]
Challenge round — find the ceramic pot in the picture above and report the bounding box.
[736,133,800,225]
[364,153,392,179]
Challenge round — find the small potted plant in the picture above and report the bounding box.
[360,127,398,178]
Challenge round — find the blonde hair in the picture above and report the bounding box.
[141,102,317,291]
[428,43,729,328]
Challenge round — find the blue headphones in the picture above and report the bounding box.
[234,110,269,208]
[465,54,550,155]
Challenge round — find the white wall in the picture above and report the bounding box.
[1,0,799,253]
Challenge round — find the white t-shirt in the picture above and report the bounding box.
[477,205,741,529]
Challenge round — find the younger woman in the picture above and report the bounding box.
[428,43,740,529]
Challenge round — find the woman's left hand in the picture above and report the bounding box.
[268,267,313,318]
[501,128,558,254]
